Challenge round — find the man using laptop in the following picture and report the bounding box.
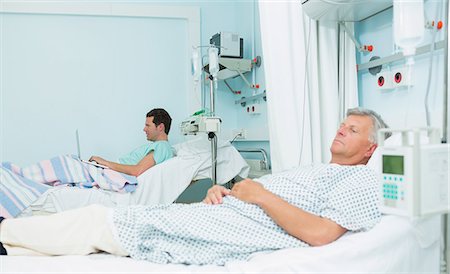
[89,108,174,177]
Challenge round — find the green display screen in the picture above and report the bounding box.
[382,155,404,175]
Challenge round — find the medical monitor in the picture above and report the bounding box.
[378,128,449,217]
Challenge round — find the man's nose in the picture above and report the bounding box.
[338,127,347,136]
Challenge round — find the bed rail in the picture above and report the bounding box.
[237,148,270,170]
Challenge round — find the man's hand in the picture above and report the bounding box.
[88,156,108,166]
[230,179,268,205]
[203,185,231,205]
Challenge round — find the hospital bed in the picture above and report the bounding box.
[0,214,441,273]
[5,138,442,272]
[19,137,249,217]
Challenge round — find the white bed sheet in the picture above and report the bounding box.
[20,138,249,216]
[1,215,441,273]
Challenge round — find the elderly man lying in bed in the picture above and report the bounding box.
[0,107,390,265]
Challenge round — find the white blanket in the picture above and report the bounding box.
[1,215,441,273]
[21,138,249,216]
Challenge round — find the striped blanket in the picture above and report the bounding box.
[1,155,138,218]
[1,166,51,218]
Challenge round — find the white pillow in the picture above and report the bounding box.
[173,135,231,156]
[366,133,430,172]
[367,134,398,171]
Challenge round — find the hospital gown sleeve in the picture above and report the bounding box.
[118,141,173,165]
[319,167,381,232]
[152,141,174,164]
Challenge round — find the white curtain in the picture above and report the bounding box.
[338,22,359,121]
[259,1,358,173]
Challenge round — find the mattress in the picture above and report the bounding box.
[1,215,441,273]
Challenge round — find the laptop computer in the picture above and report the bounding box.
[76,129,109,169]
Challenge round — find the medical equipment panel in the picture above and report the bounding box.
[180,115,221,135]
[210,32,243,58]
[378,128,449,217]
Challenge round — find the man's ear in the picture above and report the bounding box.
[157,123,165,132]
[365,143,378,158]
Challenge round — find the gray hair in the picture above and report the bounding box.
[346,107,391,144]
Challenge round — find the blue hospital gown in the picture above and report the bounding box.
[112,163,381,265]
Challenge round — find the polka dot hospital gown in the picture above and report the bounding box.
[112,163,381,265]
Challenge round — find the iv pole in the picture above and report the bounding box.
[187,45,220,185]
[207,46,219,185]
[208,77,218,185]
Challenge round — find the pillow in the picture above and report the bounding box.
[366,132,430,172]
[173,135,232,156]
[367,134,398,172]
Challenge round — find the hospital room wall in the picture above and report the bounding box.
[214,1,271,166]
[0,0,270,167]
[0,10,193,166]
[195,0,271,165]
[355,1,447,133]
[170,0,271,166]
[356,3,449,268]
[131,0,271,165]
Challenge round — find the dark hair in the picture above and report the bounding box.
[146,108,172,134]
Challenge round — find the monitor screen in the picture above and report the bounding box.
[382,155,404,175]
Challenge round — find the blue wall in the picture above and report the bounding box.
[356,0,447,133]
[0,0,270,167]
[1,12,190,165]
[192,0,270,163]
[211,1,270,164]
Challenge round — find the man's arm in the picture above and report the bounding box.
[89,152,156,177]
[204,180,347,246]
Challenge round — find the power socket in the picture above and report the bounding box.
[232,128,247,140]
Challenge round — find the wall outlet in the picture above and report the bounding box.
[376,70,393,90]
[392,67,413,88]
[232,128,247,139]
[245,103,261,114]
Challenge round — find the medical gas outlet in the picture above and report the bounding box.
[376,67,413,91]
[376,70,393,90]
[391,67,413,88]
[246,104,261,115]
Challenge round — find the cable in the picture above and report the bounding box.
[230,133,241,144]
[201,54,209,110]
[404,4,440,128]
[424,24,438,127]
[424,1,442,128]
[403,62,413,127]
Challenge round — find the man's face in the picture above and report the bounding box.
[143,116,159,141]
[330,115,376,164]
